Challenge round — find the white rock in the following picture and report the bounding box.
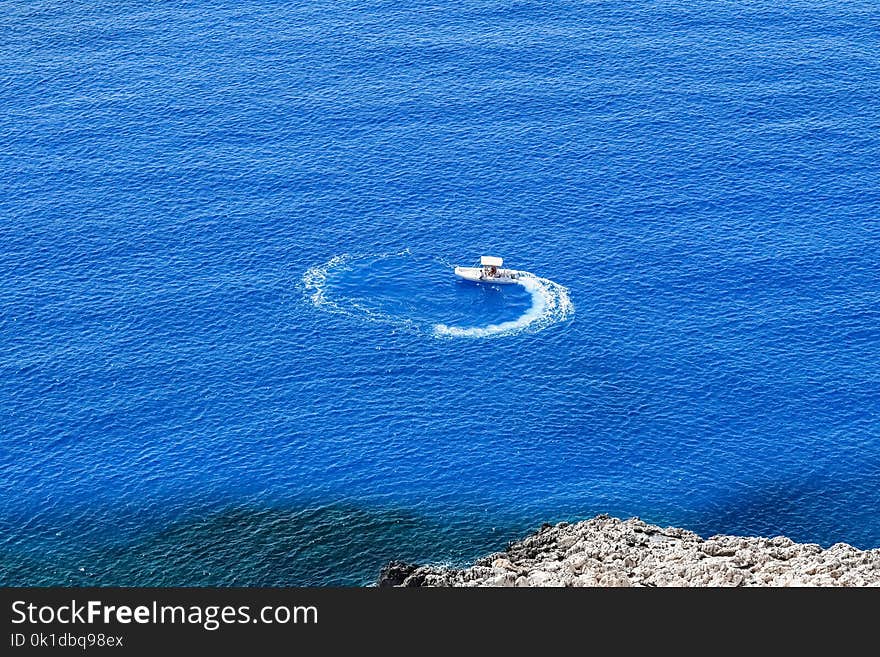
[380,515,880,587]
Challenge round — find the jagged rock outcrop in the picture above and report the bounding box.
[378,515,880,587]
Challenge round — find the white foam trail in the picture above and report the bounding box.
[303,254,574,339]
[301,253,351,312]
[301,250,418,327]
[433,273,574,339]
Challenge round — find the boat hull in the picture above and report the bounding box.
[454,266,521,284]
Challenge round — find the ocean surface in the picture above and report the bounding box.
[2,0,879,586]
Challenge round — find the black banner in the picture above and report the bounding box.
[0,587,601,652]
[0,586,865,652]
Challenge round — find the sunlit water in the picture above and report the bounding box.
[1,0,879,585]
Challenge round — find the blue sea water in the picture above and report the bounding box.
[1,0,879,585]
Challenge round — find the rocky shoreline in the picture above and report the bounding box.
[379,514,880,587]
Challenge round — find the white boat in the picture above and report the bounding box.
[454,256,522,284]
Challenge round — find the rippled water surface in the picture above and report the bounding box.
[2,0,879,585]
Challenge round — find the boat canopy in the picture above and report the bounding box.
[480,256,503,267]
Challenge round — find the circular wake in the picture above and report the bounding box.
[302,252,573,339]
[432,273,573,338]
